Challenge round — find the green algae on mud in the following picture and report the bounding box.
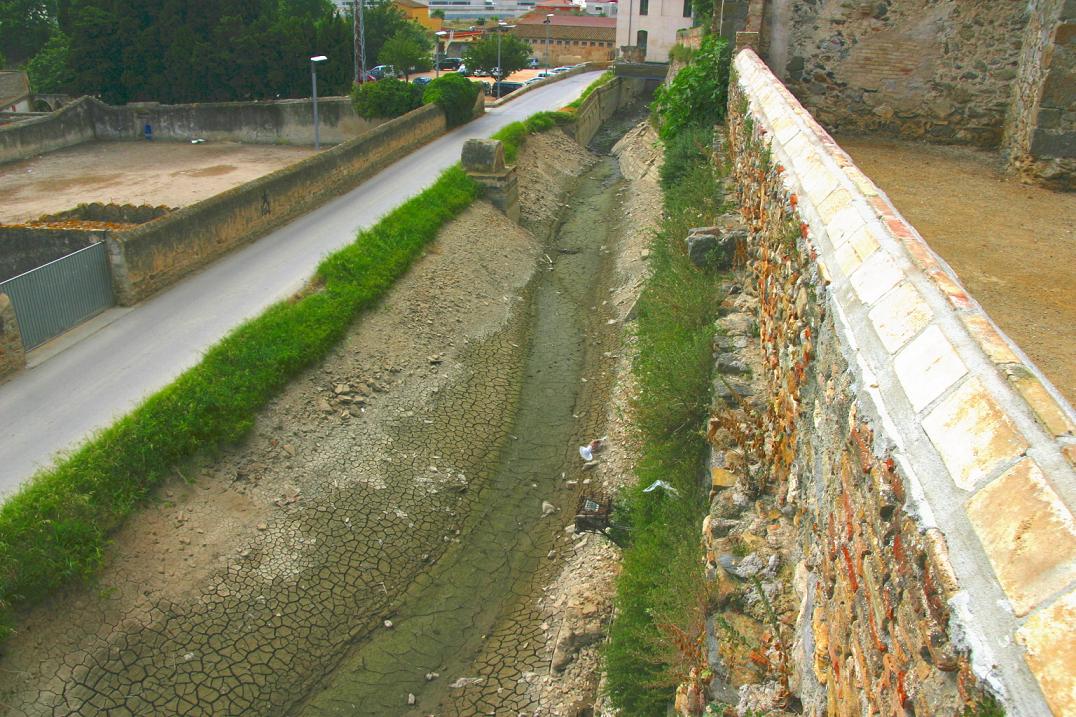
[296,155,628,717]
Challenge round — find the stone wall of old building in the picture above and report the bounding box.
[1004,0,1075,190]
[726,49,1075,717]
[764,0,1028,147]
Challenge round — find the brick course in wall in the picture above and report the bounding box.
[729,49,1075,716]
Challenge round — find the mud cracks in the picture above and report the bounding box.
[0,127,638,716]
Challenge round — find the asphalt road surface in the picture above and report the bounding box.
[0,71,603,494]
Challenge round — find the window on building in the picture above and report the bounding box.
[683,0,692,16]
[636,29,648,48]
[639,0,648,15]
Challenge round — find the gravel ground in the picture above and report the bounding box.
[0,141,315,223]
[836,136,1076,405]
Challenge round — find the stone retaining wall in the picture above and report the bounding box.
[574,76,652,146]
[767,0,1027,148]
[108,103,446,305]
[729,48,1074,717]
[0,95,379,165]
[1004,0,1075,190]
[0,227,104,283]
[0,293,25,378]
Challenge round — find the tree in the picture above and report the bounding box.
[430,8,444,19]
[423,72,480,126]
[26,28,73,92]
[463,33,531,78]
[0,0,55,64]
[350,77,423,117]
[378,26,431,80]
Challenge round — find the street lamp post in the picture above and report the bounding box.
[310,55,327,151]
[495,21,515,98]
[435,30,448,78]
[544,14,553,68]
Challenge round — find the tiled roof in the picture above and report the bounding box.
[514,11,616,27]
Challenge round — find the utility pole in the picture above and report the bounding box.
[359,0,368,83]
[353,0,360,83]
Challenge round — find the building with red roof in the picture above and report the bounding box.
[511,11,616,65]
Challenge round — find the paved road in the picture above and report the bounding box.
[0,72,602,494]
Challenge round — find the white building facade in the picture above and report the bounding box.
[614,0,692,62]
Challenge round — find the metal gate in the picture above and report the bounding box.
[0,242,115,350]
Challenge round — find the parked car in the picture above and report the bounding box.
[527,57,540,69]
[523,77,543,86]
[535,70,554,78]
[551,66,572,74]
[439,57,463,70]
[412,76,432,86]
[368,65,397,80]
[491,80,523,98]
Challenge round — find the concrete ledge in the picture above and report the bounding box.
[486,62,610,108]
[730,48,1074,716]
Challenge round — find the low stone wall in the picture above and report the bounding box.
[0,98,97,164]
[108,104,447,304]
[0,227,104,282]
[92,96,377,146]
[729,49,1074,716]
[0,95,381,165]
[574,76,651,146]
[0,293,25,378]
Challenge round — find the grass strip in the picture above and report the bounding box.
[604,129,726,715]
[491,110,575,163]
[0,165,478,631]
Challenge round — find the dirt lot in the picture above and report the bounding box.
[0,140,316,223]
[836,136,1076,405]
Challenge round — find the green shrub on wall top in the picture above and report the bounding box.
[423,73,482,127]
[651,34,731,141]
[351,79,425,119]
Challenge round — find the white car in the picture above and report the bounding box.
[551,66,572,74]
[536,70,554,78]
[524,77,543,85]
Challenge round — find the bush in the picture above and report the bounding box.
[491,110,574,162]
[423,73,481,127]
[651,34,731,141]
[351,78,424,119]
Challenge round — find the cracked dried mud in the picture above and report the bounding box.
[0,118,653,716]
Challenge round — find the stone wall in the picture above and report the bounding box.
[765,0,1028,147]
[0,95,380,165]
[0,98,97,164]
[727,49,1075,716]
[1004,0,1075,189]
[574,76,652,145]
[108,104,447,304]
[0,227,105,282]
[0,293,25,378]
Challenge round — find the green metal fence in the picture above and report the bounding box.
[0,242,114,349]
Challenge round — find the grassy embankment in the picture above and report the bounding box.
[605,126,728,716]
[605,32,732,716]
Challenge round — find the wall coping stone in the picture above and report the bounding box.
[733,48,1075,716]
